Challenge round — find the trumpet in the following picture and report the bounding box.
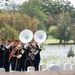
[5,42,14,49]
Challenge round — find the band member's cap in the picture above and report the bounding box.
[12,39,19,43]
[6,39,11,42]
[0,38,4,41]
[17,40,20,42]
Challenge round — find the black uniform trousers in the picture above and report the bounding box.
[0,60,4,68]
[4,60,10,72]
[33,60,40,71]
[18,60,26,71]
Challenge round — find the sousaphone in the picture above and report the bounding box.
[34,30,47,44]
[19,29,33,43]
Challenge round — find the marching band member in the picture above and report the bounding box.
[16,43,33,71]
[0,38,5,68]
[4,39,12,72]
[9,40,19,71]
[31,40,41,71]
[25,44,34,71]
[16,42,27,71]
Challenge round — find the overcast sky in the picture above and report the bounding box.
[0,0,75,9]
[69,0,75,7]
[0,0,75,5]
[11,0,75,7]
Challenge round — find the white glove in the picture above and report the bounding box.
[6,42,14,49]
[37,44,40,48]
[17,54,22,59]
[34,51,39,55]
[21,50,25,54]
[24,44,28,48]
[12,55,16,57]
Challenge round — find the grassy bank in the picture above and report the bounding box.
[44,39,74,44]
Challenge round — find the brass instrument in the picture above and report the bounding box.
[28,30,47,60]
[9,29,33,60]
[6,42,14,49]
[19,29,33,43]
[9,45,21,60]
[34,30,47,44]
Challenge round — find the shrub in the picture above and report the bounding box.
[67,47,75,57]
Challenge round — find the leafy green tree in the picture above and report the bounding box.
[48,26,57,36]
[67,47,74,57]
[38,23,46,31]
[41,0,75,16]
[56,12,72,43]
[0,12,38,33]
[0,25,18,40]
[18,0,47,31]
[41,0,75,28]
[49,11,73,43]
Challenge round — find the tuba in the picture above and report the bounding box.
[28,30,47,60]
[34,30,47,44]
[19,29,33,43]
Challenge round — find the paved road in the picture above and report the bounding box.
[0,70,75,75]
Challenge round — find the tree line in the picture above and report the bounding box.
[0,0,75,43]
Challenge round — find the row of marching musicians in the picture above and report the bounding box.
[0,38,41,72]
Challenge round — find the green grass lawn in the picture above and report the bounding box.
[44,39,59,44]
[44,39,74,44]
